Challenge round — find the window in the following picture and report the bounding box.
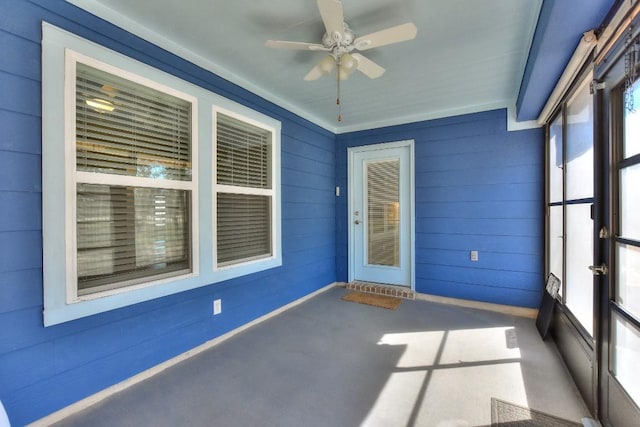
[74,60,195,296]
[42,23,281,325]
[545,72,595,337]
[214,111,276,268]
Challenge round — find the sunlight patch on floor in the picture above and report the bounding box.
[439,327,521,364]
[377,331,445,367]
[363,327,528,426]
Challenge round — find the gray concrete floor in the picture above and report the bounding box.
[53,286,590,427]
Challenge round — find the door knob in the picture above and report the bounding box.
[588,263,608,275]
[354,220,361,225]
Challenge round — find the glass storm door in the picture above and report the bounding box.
[603,78,640,427]
[349,142,413,287]
[546,72,598,412]
[564,76,596,337]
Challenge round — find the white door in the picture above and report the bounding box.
[349,141,413,288]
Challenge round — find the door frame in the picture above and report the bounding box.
[544,65,600,413]
[544,5,640,423]
[347,140,415,289]
[594,20,640,425]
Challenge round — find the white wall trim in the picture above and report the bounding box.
[27,282,338,427]
[507,104,541,131]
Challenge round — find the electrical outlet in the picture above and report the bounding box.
[213,299,222,315]
[470,250,479,262]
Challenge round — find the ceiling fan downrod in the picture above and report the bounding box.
[337,57,342,122]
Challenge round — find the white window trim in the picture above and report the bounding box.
[42,23,281,326]
[63,49,200,303]
[212,107,282,279]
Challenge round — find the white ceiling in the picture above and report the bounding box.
[68,0,542,133]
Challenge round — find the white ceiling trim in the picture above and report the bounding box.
[337,100,508,133]
[67,0,339,132]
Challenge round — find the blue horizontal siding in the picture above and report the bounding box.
[0,192,41,232]
[0,231,42,272]
[418,200,541,219]
[0,72,41,116]
[336,109,544,308]
[417,164,539,186]
[0,151,41,192]
[416,233,541,255]
[281,152,334,178]
[416,182,541,202]
[0,269,43,313]
[281,167,334,191]
[415,264,541,293]
[0,0,336,424]
[0,31,41,81]
[417,249,541,274]
[281,185,334,204]
[0,110,42,155]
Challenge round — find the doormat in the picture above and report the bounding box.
[491,398,582,427]
[341,290,402,310]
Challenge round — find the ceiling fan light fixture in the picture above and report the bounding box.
[319,55,336,75]
[337,52,357,80]
[339,52,357,73]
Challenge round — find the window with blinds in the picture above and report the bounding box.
[74,61,194,295]
[215,112,273,267]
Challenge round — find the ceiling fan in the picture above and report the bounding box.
[265,0,418,82]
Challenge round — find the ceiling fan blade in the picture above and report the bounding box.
[304,64,324,81]
[352,53,385,79]
[353,22,417,50]
[317,0,345,42]
[265,40,329,51]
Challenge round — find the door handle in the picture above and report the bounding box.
[588,263,608,276]
[354,220,361,225]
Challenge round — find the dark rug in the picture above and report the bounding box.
[341,290,402,309]
[491,398,583,427]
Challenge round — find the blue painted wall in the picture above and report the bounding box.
[336,110,545,308]
[0,1,335,424]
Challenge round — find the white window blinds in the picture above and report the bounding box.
[74,62,193,294]
[217,113,271,188]
[76,184,190,293]
[216,112,273,267]
[367,159,400,267]
[76,63,192,180]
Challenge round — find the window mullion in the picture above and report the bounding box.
[77,171,193,190]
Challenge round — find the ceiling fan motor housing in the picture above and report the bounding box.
[322,22,355,51]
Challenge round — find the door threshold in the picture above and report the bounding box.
[346,281,415,300]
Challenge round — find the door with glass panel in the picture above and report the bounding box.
[349,142,413,287]
[602,77,640,427]
[565,75,597,338]
[546,72,598,411]
[549,74,597,335]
